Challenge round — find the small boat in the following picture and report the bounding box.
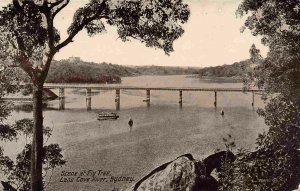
[97,112,119,120]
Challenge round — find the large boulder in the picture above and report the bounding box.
[132,154,197,191]
[128,152,235,191]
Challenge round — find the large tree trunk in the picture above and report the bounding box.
[31,84,44,191]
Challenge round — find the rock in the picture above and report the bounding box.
[1,181,17,191]
[202,151,236,176]
[131,154,198,191]
[128,152,235,191]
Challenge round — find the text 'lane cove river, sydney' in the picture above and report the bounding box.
[5,75,267,191]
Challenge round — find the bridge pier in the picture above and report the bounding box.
[115,89,120,111]
[252,91,255,107]
[146,89,150,108]
[179,90,183,108]
[214,91,217,107]
[58,88,65,110]
[86,88,92,111]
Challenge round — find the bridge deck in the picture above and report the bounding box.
[2,97,33,102]
[44,83,263,92]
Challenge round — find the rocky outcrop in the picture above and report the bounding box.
[1,181,17,191]
[128,152,235,191]
[202,151,235,176]
[132,154,197,191]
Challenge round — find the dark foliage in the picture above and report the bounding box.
[219,1,300,190]
[0,119,66,191]
[197,59,252,78]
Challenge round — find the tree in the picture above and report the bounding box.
[0,0,190,190]
[219,1,300,190]
[249,44,262,63]
[237,0,300,138]
[0,61,66,190]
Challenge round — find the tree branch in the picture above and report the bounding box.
[39,11,56,84]
[48,0,64,8]
[39,53,54,85]
[14,33,37,82]
[52,0,70,18]
[54,0,107,52]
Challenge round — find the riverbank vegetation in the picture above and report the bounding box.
[196,44,262,81]
[219,1,300,190]
[16,57,200,84]
[48,58,200,83]
[197,59,252,78]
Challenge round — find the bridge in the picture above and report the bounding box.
[43,83,264,110]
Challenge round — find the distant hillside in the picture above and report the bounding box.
[131,65,199,76]
[45,57,200,83]
[14,57,200,84]
[197,59,255,78]
[47,58,131,83]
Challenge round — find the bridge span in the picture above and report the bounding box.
[44,83,262,92]
[43,83,264,110]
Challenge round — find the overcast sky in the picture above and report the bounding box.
[0,0,268,67]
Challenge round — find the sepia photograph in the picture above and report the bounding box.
[0,0,299,190]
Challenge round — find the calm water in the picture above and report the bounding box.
[5,75,267,191]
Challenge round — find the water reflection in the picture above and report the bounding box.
[13,103,48,113]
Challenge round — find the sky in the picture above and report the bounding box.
[0,0,269,67]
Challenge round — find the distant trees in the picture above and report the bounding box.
[46,60,200,83]
[197,60,252,78]
[0,0,190,190]
[47,60,122,83]
[16,58,200,84]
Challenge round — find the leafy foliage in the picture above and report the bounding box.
[68,0,190,54]
[0,60,20,142]
[5,144,66,191]
[0,3,60,71]
[249,44,262,63]
[219,1,300,190]
[219,148,300,191]
[0,119,66,191]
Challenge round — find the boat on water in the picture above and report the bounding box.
[97,112,119,120]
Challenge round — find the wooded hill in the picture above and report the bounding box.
[44,57,200,83]
[196,59,254,78]
[14,57,255,83]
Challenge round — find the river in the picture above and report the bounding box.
[5,75,267,191]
